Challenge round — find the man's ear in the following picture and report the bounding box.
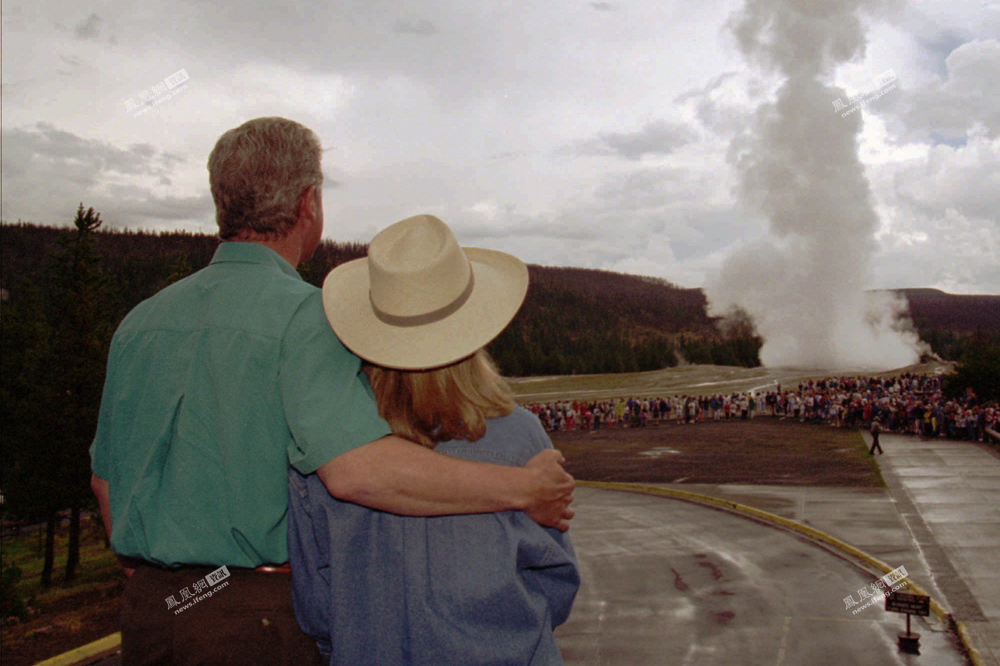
[298,185,318,222]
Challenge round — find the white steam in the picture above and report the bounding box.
[706,0,924,370]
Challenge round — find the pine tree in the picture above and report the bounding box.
[45,205,116,583]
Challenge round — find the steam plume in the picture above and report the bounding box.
[706,0,923,369]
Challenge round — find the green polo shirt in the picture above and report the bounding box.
[90,242,390,567]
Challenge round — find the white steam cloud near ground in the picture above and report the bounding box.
[706,0,927,370]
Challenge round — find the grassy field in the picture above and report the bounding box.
[508,360,954,402]
[3,518,121,604]
[1,518,125,666]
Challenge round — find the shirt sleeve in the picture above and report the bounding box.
[286,468,333,657]
[511,411,581,626]
[280,292,391,474]
[90,332,125,481]
[514,514,580,628]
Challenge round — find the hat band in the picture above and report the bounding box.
[370,272,476,328]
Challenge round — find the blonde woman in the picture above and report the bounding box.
[287,215,579,665]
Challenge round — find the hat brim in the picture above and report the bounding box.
[322,247,528,370]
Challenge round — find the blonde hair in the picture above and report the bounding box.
[207,117,323,240]
[363,349,516,448]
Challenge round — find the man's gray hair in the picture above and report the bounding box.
[207,117,323,240]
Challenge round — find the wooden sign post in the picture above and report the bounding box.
[885,590,930,653]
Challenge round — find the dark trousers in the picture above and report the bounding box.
[869,432,883,455]
[121,564,324,666]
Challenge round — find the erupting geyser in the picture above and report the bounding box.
[706,0,924,370]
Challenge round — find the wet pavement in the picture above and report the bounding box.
[869,434,1000,666]
[55,432,997,666]
[555,486,968,665]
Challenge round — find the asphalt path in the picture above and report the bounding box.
[554,487,967,666]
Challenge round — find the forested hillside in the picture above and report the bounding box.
[5,223,999,376]
[894,288,1000,360]
[0,222,760,376]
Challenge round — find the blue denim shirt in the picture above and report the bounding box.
[288,407,580,665]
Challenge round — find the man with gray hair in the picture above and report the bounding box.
[90,117,575,665]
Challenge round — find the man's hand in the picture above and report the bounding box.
[523,449,575,532]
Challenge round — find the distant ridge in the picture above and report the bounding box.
[2,222,997,374]
[890,288,1000,333]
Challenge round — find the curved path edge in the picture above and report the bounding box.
[579,480,985,666]
[33,632,121,666]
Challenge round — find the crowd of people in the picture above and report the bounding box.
[524,372,999,444]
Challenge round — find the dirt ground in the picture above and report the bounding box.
[1,580,123,666]
[552,416,882,487]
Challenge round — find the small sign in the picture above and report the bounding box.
[885,591,930,616]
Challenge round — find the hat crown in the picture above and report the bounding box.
[368,215,472,318]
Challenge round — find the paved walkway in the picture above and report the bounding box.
[868,433,1000,666]
[556,487,967,665]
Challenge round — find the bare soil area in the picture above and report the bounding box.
[552,417,882,487]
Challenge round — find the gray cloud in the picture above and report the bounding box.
[674,71,740,104]
[571,120,697,161]
[590,2,617,11]
[104,184,214,223]
[888,39,1000,141]
[893,130,1000,223]
[74,13,101,40]
[1,123,181,181]
[869,126,1000,292]
[0,123,208,230]
[393,18,438,36]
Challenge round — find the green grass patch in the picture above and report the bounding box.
[1,517,121,609]
[854,429,886,488]
[509,360,956,402]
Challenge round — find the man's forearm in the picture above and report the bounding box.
[316,436,574,529]
[318,436,533,514]
[91,474,136,576]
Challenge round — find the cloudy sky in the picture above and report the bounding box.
[2,0,998,294]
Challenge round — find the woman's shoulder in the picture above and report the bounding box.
[435,406,552,466]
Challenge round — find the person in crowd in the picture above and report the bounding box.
[869,417,883,455]
[288,215,579,666]
[518,372,994,445]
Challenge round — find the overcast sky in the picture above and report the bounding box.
[2,0,998,294]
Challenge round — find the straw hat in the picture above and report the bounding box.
[322,214,528,370]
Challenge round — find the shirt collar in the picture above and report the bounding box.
[210,242,302,281]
